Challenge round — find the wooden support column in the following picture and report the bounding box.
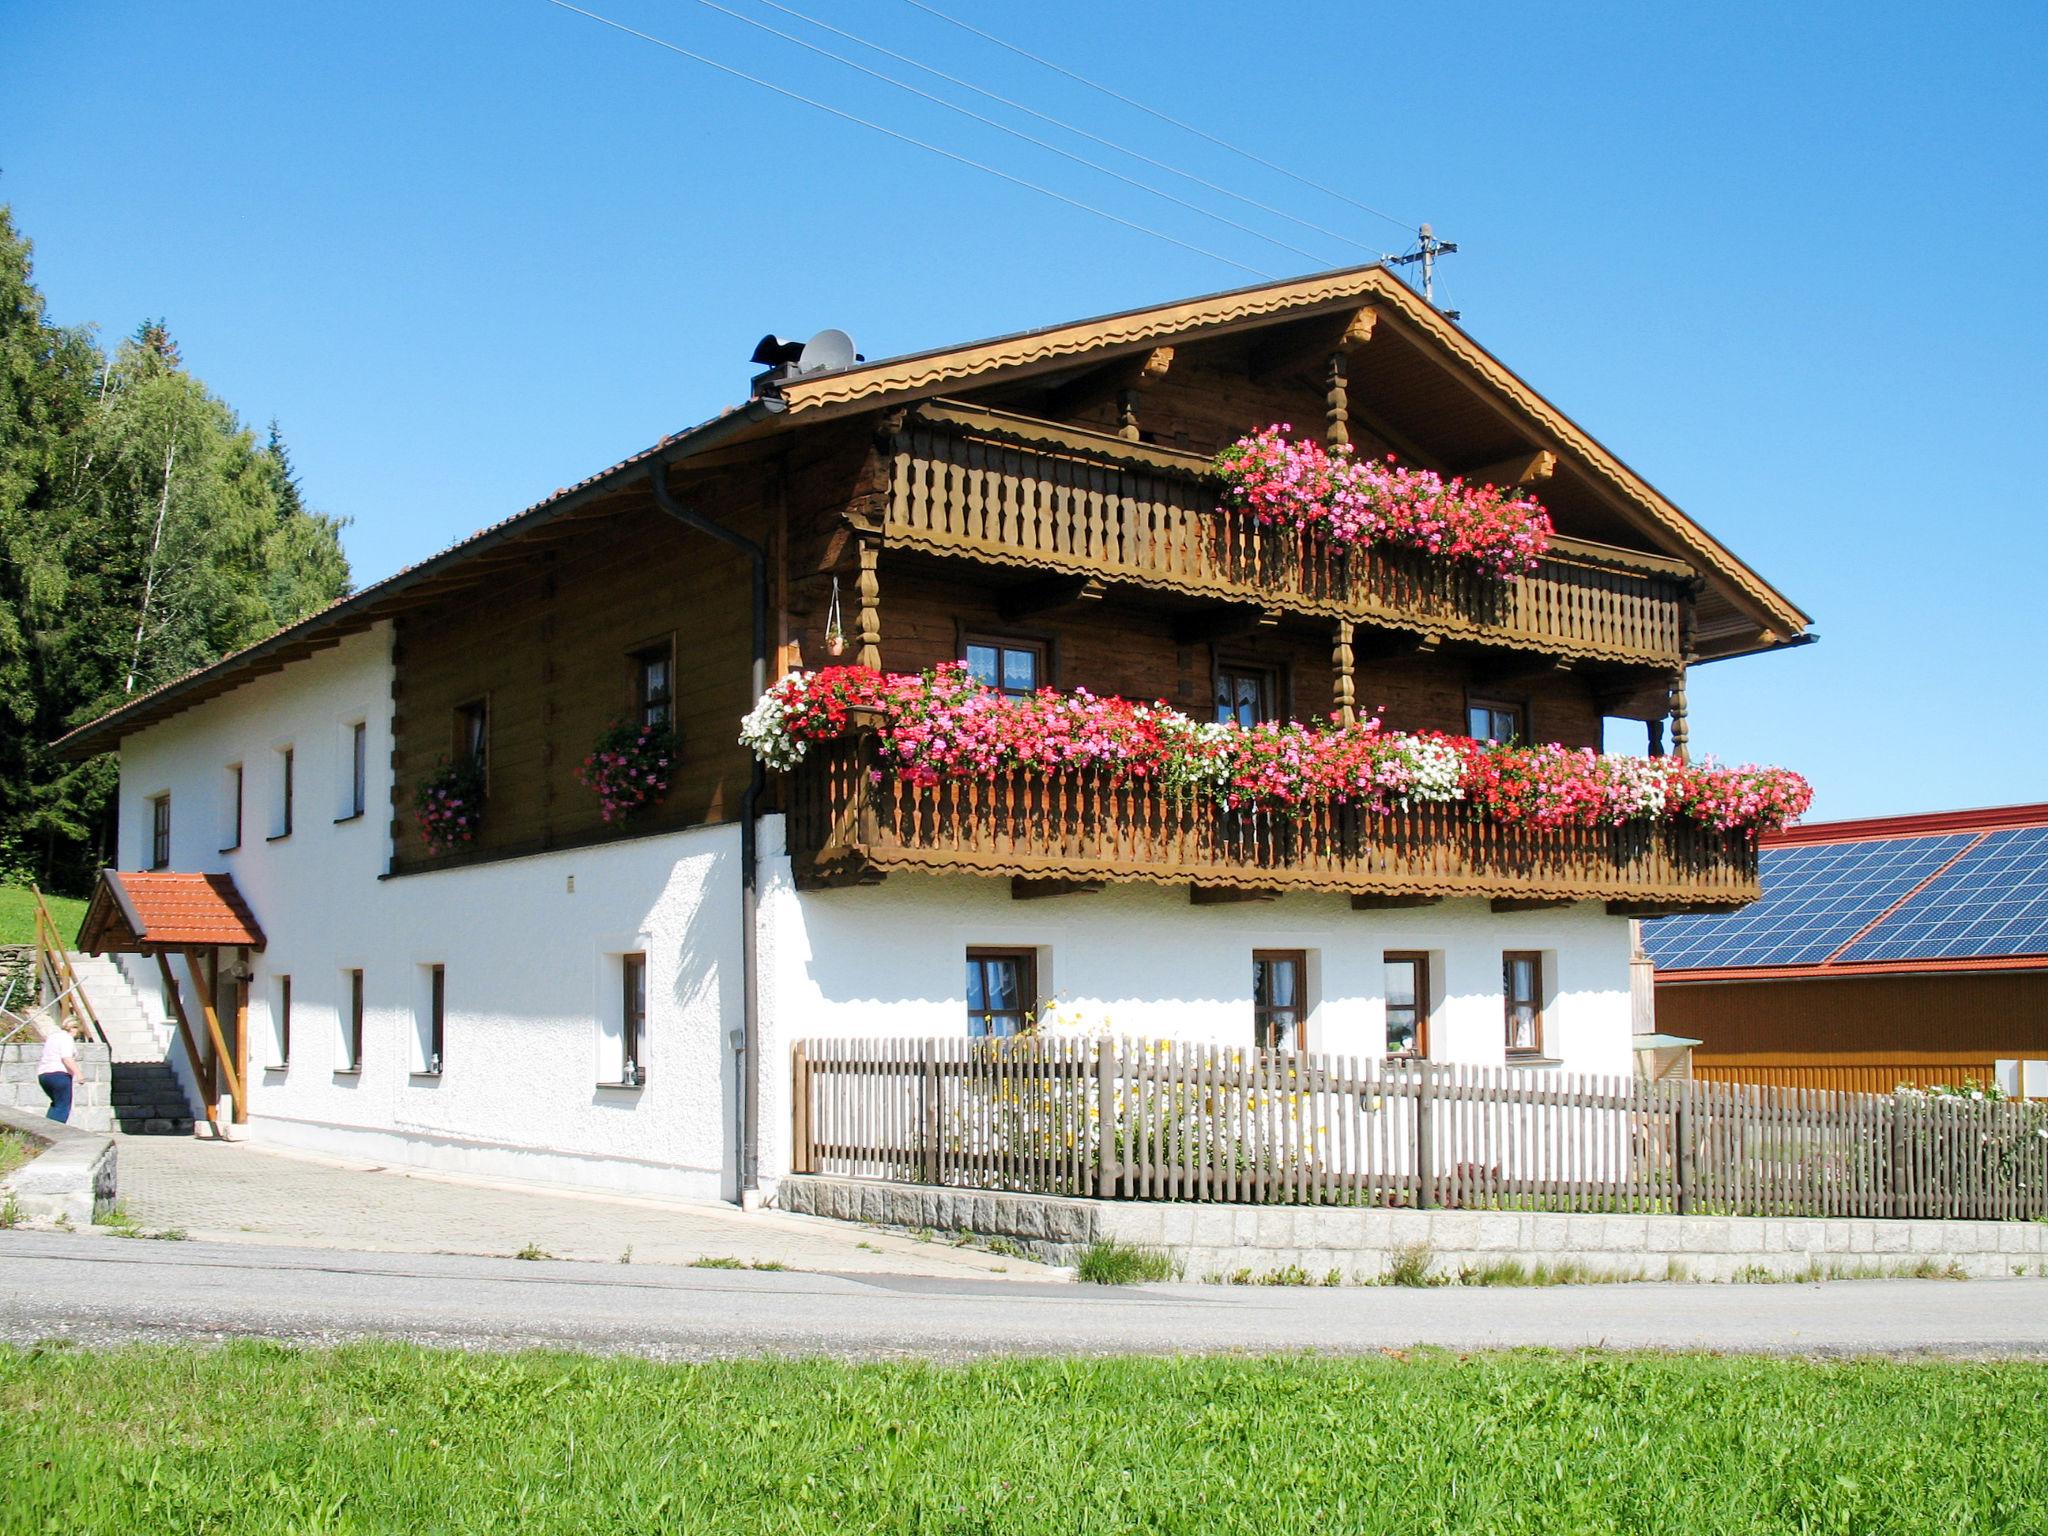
[233,949,251,1126]
[1325,350,1350,448]
[1116,388,1141,441]
[1670,584,1698,763]
[1332,620,1356,726]
[855,535,881,671]
[154,949,220,1137]
[1647,717,1667,759]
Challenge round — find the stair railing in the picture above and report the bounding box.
[31,885,108,1048]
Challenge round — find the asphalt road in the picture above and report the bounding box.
[6,1231,2048,1361]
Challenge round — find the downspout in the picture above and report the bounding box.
[646,394,785,1204]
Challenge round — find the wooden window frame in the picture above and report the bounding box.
[966,946,1037,1038]
[1503,950,1545,1057]
[1383,950,1431,1060]
[620,952,647,1085]
[1465,693,1528,746]
[343,720,368,821]
[961,632,1050,698]
[223,763,243,853]
[1214,656,1286,727]
[149,793,171,871]
[630,638,676,732]
[1252,948,1308,1053]
[422,963,445,1075]
[454,697,490,781]
[268,746,295,842]
[342,967,365,1073]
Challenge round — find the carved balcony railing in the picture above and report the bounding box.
[882,404,1691,667]
[786,734,1761,910]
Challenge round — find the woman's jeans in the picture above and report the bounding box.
[39,1071,73,1124]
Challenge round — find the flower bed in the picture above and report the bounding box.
[741,665,1811,833]
[1213,425,1553,579]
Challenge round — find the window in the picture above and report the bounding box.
[346,721,368,819]
[223,764,243,851]
[343,968,364,1071]
[633,645,674,730]
[273,975,292,1069]
[964,637,1044,698]
[1504,951,1544,1055]
[621,952,647,1084]
[149,794,171,870]
[1215,663,1278,728]
[1384,952,1430,1058]
[966,948,1035,1037]
[1467,699,1526,745]
[419,964,445,1075]
[455,699,489,775]
[1252,950,1306,1052]
[271,746,295,840]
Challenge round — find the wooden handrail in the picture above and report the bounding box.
[31,885,106,1048]
[788,736,1761,908]
[883,409,1688,665]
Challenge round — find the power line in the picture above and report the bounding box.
[679,0,1323,265]
[900,0,1417,237]
[743,0,1383,259]
[545,2,1268,276]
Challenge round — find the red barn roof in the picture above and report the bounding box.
[78,871,266,954]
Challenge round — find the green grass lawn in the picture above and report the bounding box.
[4,1344,2044,1533]
[0,883,86,948]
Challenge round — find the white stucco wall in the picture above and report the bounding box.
[753,816,1635,1185]
[115,625,745,1201]
[111,630,1636,1203]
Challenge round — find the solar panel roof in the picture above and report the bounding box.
[1835,825,2048,963]
[1642,833,1976,971]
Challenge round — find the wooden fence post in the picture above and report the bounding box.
[1674,1081,1693,1216]
[921,1037,940,1185]
[790,1042,811,1174]
[1415,1064,1435,1210]
[1096,1039,1118,1198]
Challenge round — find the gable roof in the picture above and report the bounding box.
[1646,803,2048,980]
[56,265,1810,759]
[79,870,267,954]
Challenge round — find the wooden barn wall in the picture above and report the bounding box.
[785,559,1604,747]
[390,477,765,870]
[1660,971,2048,1095]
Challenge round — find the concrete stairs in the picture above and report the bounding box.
[67,953,199,1135]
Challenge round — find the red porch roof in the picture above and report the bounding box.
[78,870,266,954]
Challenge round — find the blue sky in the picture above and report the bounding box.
[6,1,2044,819]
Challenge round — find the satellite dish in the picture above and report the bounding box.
[796,328,857,376]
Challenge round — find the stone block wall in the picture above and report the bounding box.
[777,1176,2048,1283]
[0,1041,112,1133]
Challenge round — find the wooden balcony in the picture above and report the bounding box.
[786,735,1761,910]
[881,404,1692,667]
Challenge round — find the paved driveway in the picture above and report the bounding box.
[108,1134,1055,1281]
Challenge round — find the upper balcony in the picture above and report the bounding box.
[786,732,1762,913]
[876,403,1693,669]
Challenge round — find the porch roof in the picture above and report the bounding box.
[78,870,267,954]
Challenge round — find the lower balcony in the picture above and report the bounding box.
[785,737,1761,912]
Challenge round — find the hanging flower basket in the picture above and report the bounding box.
[579,720,678,823]
[1213,424,1554,580]
[415,758,485,855]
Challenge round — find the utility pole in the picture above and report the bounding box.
[1388,223,1459,319]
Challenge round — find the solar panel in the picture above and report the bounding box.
[1642,834,1977,971]
[1836,826,2048,963]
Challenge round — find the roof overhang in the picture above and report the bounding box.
[79,871,267,954]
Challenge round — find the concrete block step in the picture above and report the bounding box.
[116,1116,195,1136]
